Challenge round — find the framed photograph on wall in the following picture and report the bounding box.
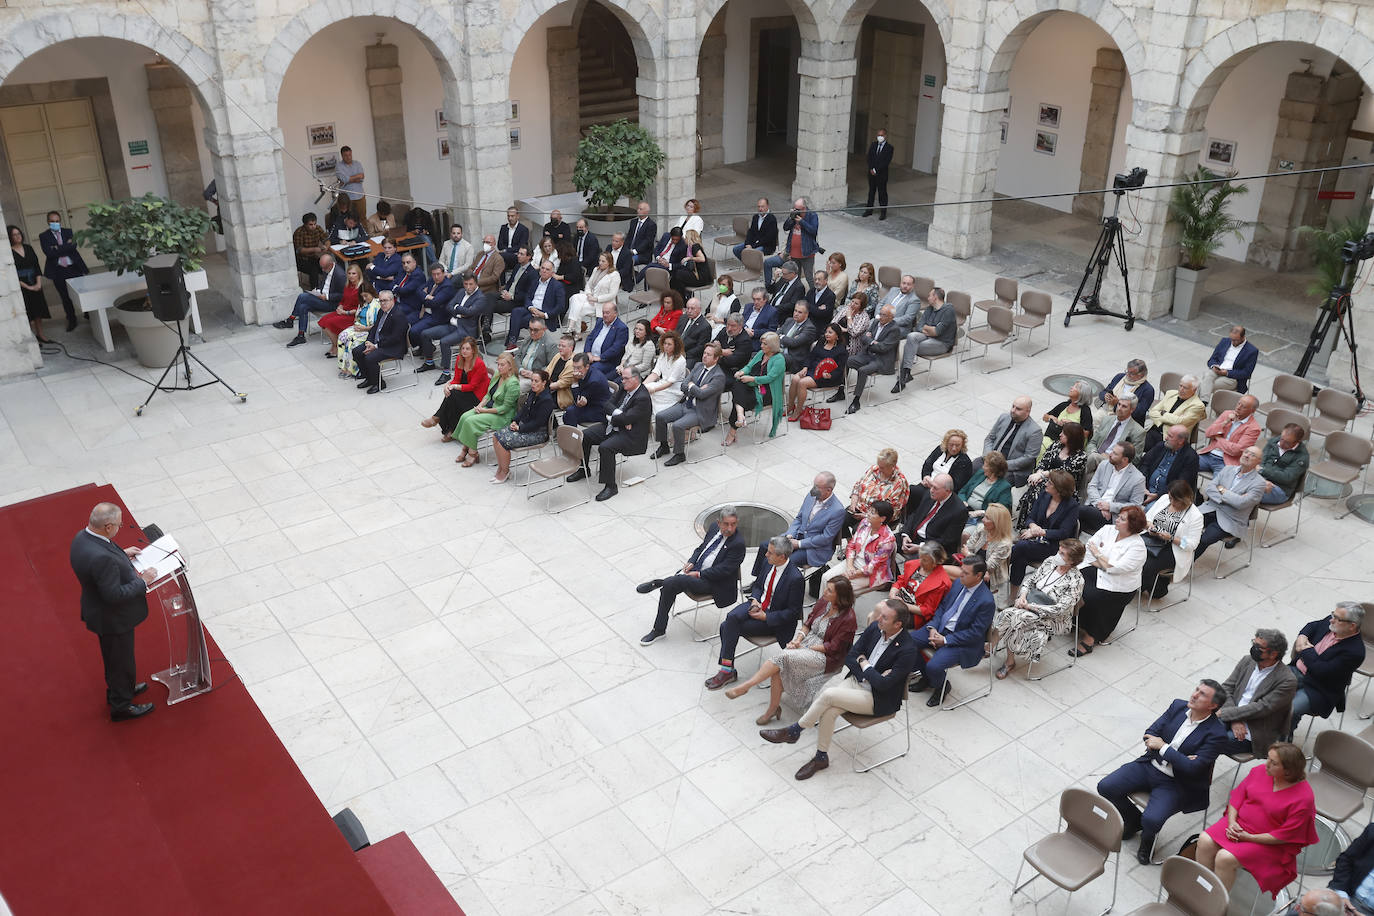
[311,152,338,176]
[437,137,450,160]
[1037,104,1061,130]
[999,120,1008,145]
[509,128,521,150]
[1205,138,1238,168]
[307,123,335,148]
[1034,131,1057,156]
[435,109,448,131]
[510,100,520,122]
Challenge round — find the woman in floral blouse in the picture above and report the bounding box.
[989,538,1086,678]
[820,500,895,593]
[845,447,909,538]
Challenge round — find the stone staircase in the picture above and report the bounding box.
[578,52,638,131]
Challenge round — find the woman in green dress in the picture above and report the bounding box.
[724,331,785,445]
[456,351,520,467]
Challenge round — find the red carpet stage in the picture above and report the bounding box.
[0,484,459,915]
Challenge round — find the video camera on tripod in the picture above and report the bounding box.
[1295,232,1369,406]
[1064,166,1148,331]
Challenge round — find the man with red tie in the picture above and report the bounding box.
[705,536,805,690]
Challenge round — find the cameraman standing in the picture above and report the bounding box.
[765,198,820,285]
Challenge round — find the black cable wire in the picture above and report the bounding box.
[39,339,160,388]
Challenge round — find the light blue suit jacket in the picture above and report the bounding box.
[785,493,846,567]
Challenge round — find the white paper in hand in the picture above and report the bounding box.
[132,533,183,582]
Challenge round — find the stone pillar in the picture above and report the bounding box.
[1074,49,1126,220]
[697,30,726,173]
[364,43,409,205]
[454,0,514,238]
[637,23,698,216]
[0,236,40,377]
[791,36,858,210]
[927,87,1005,259]
[1249,69,1363,271]
[145,63,204,212]
[547,27,580,194]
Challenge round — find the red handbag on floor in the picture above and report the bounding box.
[799,406,831,430]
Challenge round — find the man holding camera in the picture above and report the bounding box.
[764,198,821,284]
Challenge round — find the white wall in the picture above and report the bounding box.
[1203,43,1339,261]
[996,15,1130,214]
[508,9,570,202]
[277,17,450,221]
[865,0,946,174]
[720,0,794,163]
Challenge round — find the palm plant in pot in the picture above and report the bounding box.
[75,192,212,367]
[572,119,666,226]
[1168,166,1248,320]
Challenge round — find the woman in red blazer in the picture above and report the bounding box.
[649,290,684,338]
[420,337,490,441]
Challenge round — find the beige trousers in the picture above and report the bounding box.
[799,677,875,752]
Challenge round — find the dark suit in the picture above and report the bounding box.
[738,301,778,353]
[640,235,687,281]
[1206,339,1260,394]
[777,317,818,372]
[848,319,900,399]
[899,494,969,558]
[717,562,805,665]
[806,285,836,329]
[1288,618,1366,732]
[582,384,651,487]
[497,261,536,316]
[1140,442,1200,501]
[842,622,919,716]
[289,264,346,333]
[733,211,778,259]
[1097,699,1228,847]
[677,313,712,364]
[70,528,149,712]
[409,275,457,342]
[562,374,612,426]
[714,328,753,373]
[391,268,426,323]
[574,230,601,273]
[865,138,895,215]
[583,317,629,385]
[41,226,89,321]
[542,219,572,249]
[1331,823,1374,907]
[509,278,567,344]
[651,523,747,633]
[352,306,408,386]
[910,580,996,692]
[627,216,658,266]
[1217,655,1298,756]
[497,221,530,264]
[766,275,805,314]
[608,243,636,292]
[1008,492,1082,587]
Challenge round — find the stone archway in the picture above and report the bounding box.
[980,0,1145,95]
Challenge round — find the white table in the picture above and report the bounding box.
[67,268,206,352]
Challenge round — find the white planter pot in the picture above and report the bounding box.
[1172,266,1207,320]
[115,297,188,368]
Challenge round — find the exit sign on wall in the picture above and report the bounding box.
[128,139,149,156]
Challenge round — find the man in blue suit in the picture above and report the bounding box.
[40,210,89,330]
[408,262,457,346]
[562,354,611,426]
[910,556,996,707]
[760,598,918,780]
[706,536,806,690]
[746,472,845,584]
[389,253,426,326]
[583,301,629,386]
[638,226,687,283]
[1202,325,1260,400]
[507,261,566,348]
[352,290,408,393]
[1097,680,1230,864]
[637,507,746,645]
[738,287,779,353]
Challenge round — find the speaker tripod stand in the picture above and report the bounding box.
[1064,188,1135,331]
[136,319,246,415]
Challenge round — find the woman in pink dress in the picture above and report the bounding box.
[1197,742,1317,897]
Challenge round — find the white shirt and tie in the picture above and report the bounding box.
[696,529,725,569]
[1151,715,1206,778]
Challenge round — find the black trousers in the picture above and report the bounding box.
[1140,546,1176,598]
[581,423,638,486]
[1078,567,1135,643]
[866,171,889,212]
[1078,504,1112,535]
[1193,512,1230,560]
[1009,538,1056,587]
[718,602,790,665]
[652,574,716,633]
[353,344,393,385]
[97,629,137,711]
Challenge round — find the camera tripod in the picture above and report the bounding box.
[1064,189,1135,331]
[1296,259,1365,406]
[136,319,247,415]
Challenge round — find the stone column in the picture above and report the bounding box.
[697,30,726,173]
[364,43,409,205]
[790,35,858,210]
[637,23,698,216]
[926,86,1005,259]
[455,0,514,236]
[547,27,580,194]
[0,237,40,377]
[1074,49,1126,220]
[145,63,204,212]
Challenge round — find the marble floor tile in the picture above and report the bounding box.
[548,808,658,889]
[669,821,779,907]
[597,857,710,916]
[436,795,546,875]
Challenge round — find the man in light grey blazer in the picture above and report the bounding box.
[874,274,922,334]
[653,342,727,466]
[1217,627,1298,756]
[1078,442,1146,534]
[1194,445,1265,557]
[980,397,1043,487]
[515,319,559,394]
[1084,396,1146,477]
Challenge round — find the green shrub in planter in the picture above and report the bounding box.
[572,119,666,213]
[75,192,212,281]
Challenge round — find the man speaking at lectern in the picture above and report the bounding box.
[71,502,158,722]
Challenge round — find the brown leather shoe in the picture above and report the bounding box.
[794,754,829,780]
[704,668,738,690]
[759,726,799,744]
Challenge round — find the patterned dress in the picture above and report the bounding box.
[992,556,1084,661]
[838,306,871,357]
[779,607,856,711]
[1014,447,1089,529]
[336,297,380,377]
[962,527,1013,604]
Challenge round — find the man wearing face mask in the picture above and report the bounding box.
[472,234,505,296]
[863,129,895,220]
[1215,628,1298,757]
[41,210,89,331]
[573,218,600,273]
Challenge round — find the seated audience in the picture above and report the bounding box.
[777,302,818,373]
[566,365,651,502]
[335,288,379,379]
[567,250,618,336]
[420,272,487,373]
[725,577,859,723]
[584,302,630,386]
[454,351,520,467]
[873,273,922,330]
[841,303,900,414]
[562,353,611,426]
[490,370,556,484]
[644,331,687,413]
[670,228,710,299]
[626,200,656,269]
[1140,425,1200,505]
[1197,394,1261,475]
[739,287,779,352]
[1094,358,1154,426]
[410,262,457,345]
[496,206,529,266]
[819,500,895,593]
[909,429,974,508]
[836,292,871,366]
[619,318,657,381]
[807,269,837,328]
[328,211,365,244]
[496,245,535,321]
[292,212,330,288]
[713,313,752,375]
[1217,628,1298,756]
[1259,422,1310,505]
[958,450,1013,527]
[706,535,807,691]
[1194,446,1265,558]
[1141,480,1204,598]
[784,322,847,421]
[317,264,370,358]
[471,234,505,295]
[366,199,395,236]
[1287,603,1366,738]
[1096,681,1229,864]
[724,331,785,444]
[642,225,686,282]
[1008,469,1080,588]
[733,197,777,261]
[1015,422,1087,528]
[677,297,712,364]
[543,332,578,406]
[759,599,917,781]
[745,472,844,594]
[506,261,566,347]
[844,449,910,538]
[1144,375,1206,451]
[637,506,746,645]
[275,253,343,345]
[909,556,996,706]
[765,260,805,316]
[652,342,727,466]
[708,275,741,326]
[514,320,557,394]
[1202,325,1259,400]
[894,287,957,392]
[1070,505,1147,655]
[366,238,402,292]
[649,290,684,339]
[897,472,967,559]
[542,209,572,248]
[847,261,880,306]
[419,336,489,440]
[953,503,1014,604]
[1085,395,1145,478]
[350,289,407,394]
[889,541,952,628]
[390,253,425,323]
[1039,381,1094,457]
[1078,442,1146,535]
[673,198,704,236]
[981,396,1043,487]
[991,538,1085,678]
[1196,742,1316,895]
[573,218,599,273]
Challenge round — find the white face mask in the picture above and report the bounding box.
[482,243,493,253]
[876,136,885,144]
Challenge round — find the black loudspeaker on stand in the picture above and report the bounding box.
[135,253,247,416]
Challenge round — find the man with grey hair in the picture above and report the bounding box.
[567,364,651,502]
[842,303,901,413]
[653,342,727,465]
[1144,373,1205,452]
[70,502,159,721]
[1196,393,1261,475]
[677,296,712,364]
[1287,603,1367,739]
[1217,628,1297,756]
[746,472,846,586]
[766,260,805,315]
[1095,357,1154,426]
[638,507,746,645]
[1085,395,1145,477]
[706,535,806,690]
[764,197,820,280]
[1194,445,1265,556]
[1284,887,1343,916]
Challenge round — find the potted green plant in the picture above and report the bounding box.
[75,193,212,367]
[1298,211,1372,298]
[1168,166,1248,320]
[572,119,666,226]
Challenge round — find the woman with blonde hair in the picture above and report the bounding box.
[567,250,619,337]
[671,228,711,299]
[724,331,785,444]
[952,503,1014,601]
[454,351,520,467]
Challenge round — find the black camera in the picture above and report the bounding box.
[1113,167,1148,190]
[1341,233,1374,263]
